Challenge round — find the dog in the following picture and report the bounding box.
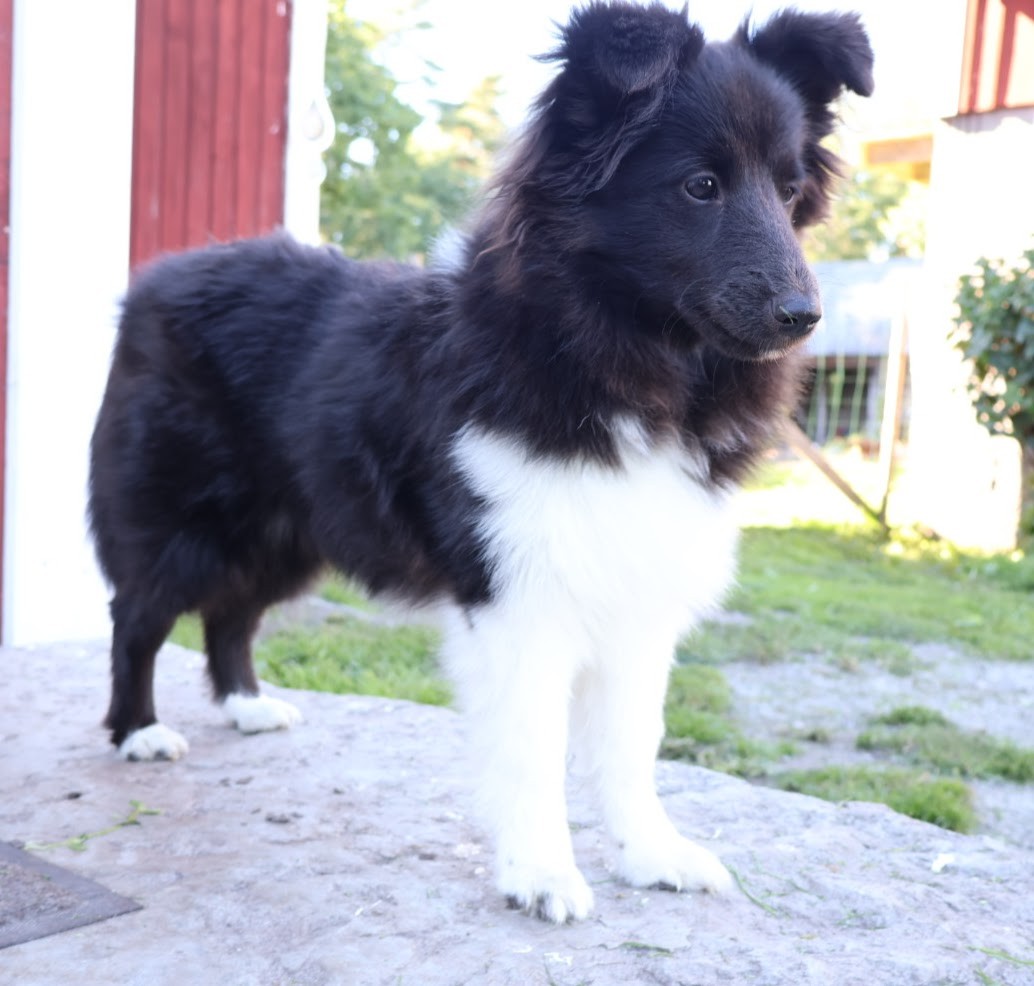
[89,1,873,922]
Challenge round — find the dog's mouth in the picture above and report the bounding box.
[687,301,819,363]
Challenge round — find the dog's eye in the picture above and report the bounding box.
[685,176,718,202]
[781,184,798,205]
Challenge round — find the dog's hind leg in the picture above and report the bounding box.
[202,601,302,734]
[571,629,733,896]
[105,594,188,761]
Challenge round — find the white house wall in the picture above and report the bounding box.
[904,108,1034,550]
[3,0,137,643]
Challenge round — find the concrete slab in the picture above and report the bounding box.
[1,641,1032,985]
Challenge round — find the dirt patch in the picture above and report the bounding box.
[721,640,1034,848]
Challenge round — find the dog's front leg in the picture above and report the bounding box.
[442,609,594,923]
[573,630,733,896]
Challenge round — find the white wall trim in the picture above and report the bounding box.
[3,0,137,643]
[283,0,333,245]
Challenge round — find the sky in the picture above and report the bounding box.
[348,0,969,142]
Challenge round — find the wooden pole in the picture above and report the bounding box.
[782,419,888,530]
[877,312,909,522]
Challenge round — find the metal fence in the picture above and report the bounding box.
[798,259,920,450]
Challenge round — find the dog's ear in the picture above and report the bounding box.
[743,11,873,228]
[529,2,704,198]
[744,10,874,111]
[553,0,704,96]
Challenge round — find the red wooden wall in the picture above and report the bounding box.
[130,0,292,269]
[959,0,1034,113]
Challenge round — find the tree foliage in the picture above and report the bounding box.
[320,2,505,260]
[954,246,1034,446]
[954,246,1034,538]
[805,170,925,262]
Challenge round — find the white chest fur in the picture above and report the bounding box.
[445,423,740,920]
[451,424,739,649]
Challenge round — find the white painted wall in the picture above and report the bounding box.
[284,0,333,244]
[903,109,1034,550]
[3,1,137,643]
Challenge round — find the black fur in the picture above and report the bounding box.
[89,2,873,748]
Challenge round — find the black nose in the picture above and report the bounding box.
[771,293,821,335]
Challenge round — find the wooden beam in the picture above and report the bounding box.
[782,419,889,531]
[877,312,909,522]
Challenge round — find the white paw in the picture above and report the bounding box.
[223,693,303,734]
[119,723,190,762]
[499,862,595,923]
[619,833,733,895]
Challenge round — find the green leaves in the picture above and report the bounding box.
[953,246,1034,447]
[805,169,925,262]
[320,2,505,260]
[953,246,1034,540]
[25,801,162,853]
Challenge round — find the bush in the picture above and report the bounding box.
[953,245,1034,537]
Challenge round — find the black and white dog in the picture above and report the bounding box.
[89,2,872,921]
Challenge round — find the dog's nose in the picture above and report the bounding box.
[771,293,821,335]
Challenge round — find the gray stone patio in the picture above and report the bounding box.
[1,640,1032,985]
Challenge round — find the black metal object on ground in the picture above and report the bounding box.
[0,842,140,950]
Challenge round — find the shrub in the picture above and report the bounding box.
[953,245,1034,538]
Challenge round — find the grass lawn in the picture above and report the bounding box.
[257,619,448,706]
[773,766,978,833]
[857,705,1034,783]
[169,453,1034,834]
[683,524,1034,666]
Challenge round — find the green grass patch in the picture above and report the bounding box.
[661,663,794,775]
[872,705,950,727]
[169,576,378,653]
[318,575,376,610]
[858,706,1034,782]
[773,765,977,833]
[681,616,917,673]
[710,525,1034,662]
[742,457,800,491]
[964,551,1034,593]
[255,618,450,707]
[664,663,733,746]
[169,613,204,651]
[619,941,674,956]
[172,525,1034,683]
[829,638,919,675]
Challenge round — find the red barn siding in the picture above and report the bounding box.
[960,0,1034,113]
[130,0,292,270]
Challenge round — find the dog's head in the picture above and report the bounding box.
[489,1,873,362]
